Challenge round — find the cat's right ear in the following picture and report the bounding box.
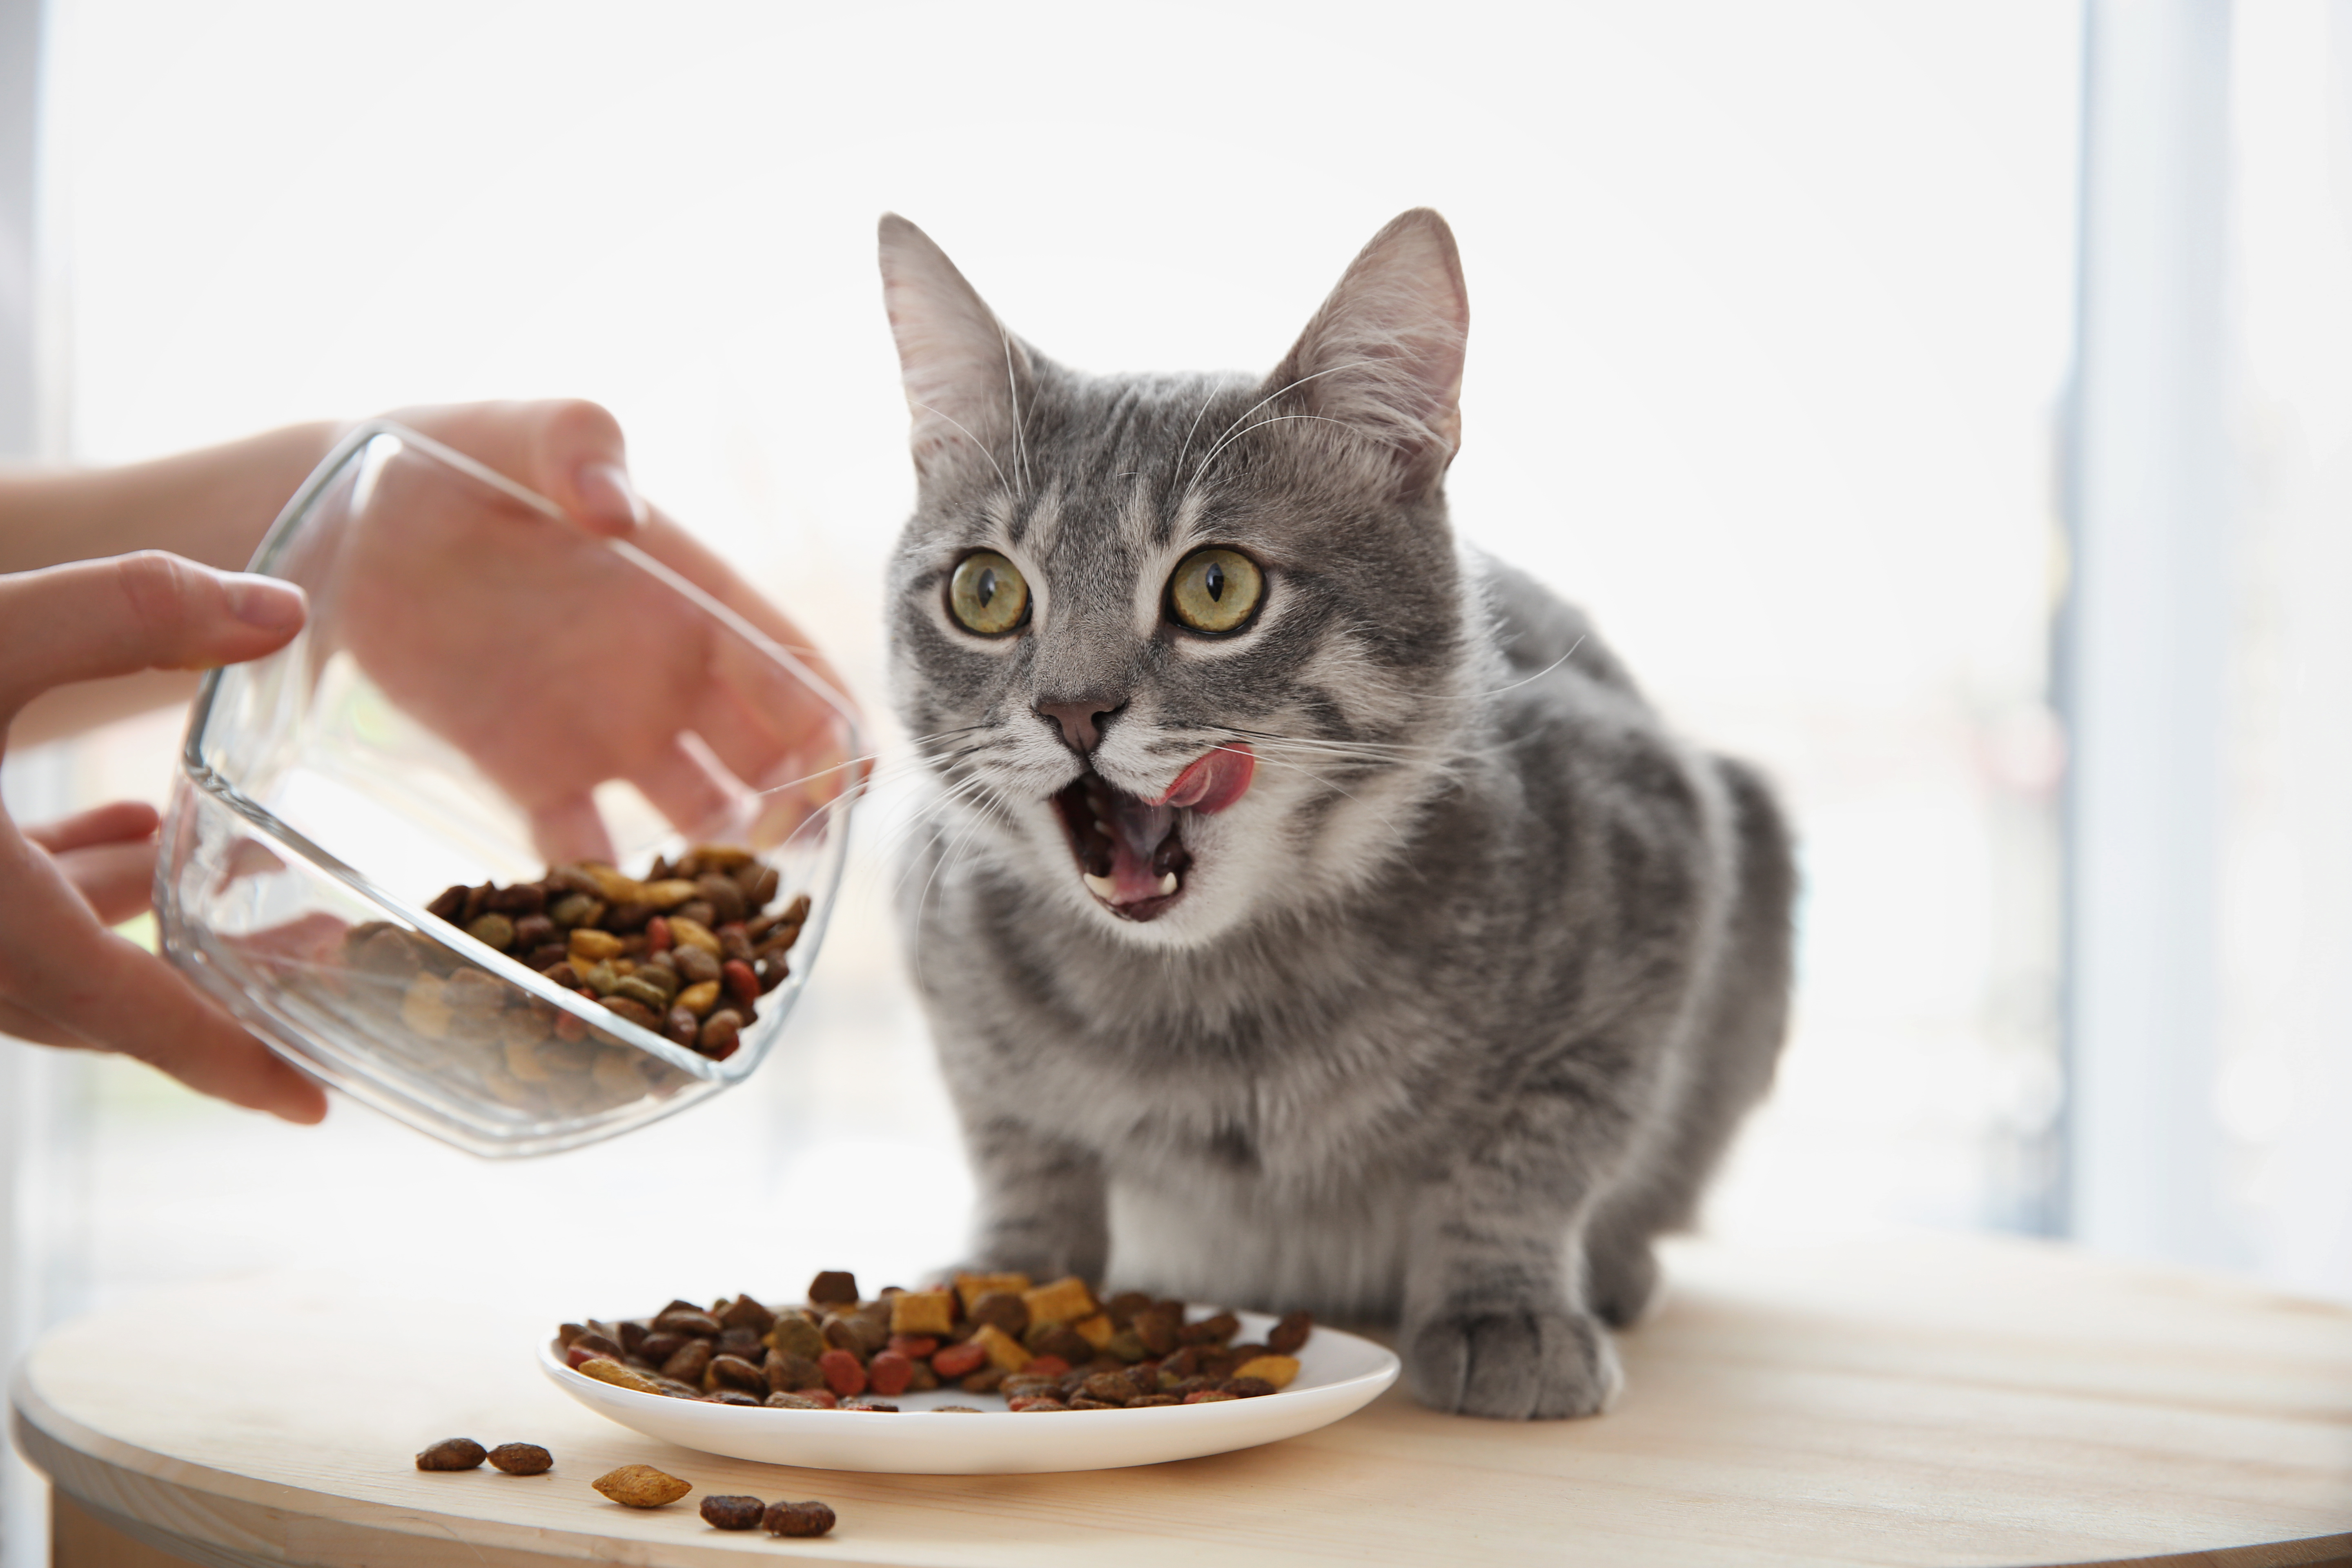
[878,214,1028,490]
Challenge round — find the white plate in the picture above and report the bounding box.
[538,1310,1400,1474]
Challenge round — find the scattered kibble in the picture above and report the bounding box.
[592,1464,692,1508]
[700,1494,768,1530]
[486,1442,552,1475]
[764,1499,838,1538]
[414,1438,485,1471]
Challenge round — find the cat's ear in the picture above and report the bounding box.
[1268,208,1468,497]
[878,213,1029,490]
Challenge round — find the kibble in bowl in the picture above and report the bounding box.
[156,425,861,1157]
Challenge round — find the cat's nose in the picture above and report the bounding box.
[1037,696,1125,755]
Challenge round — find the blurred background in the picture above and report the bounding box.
[3,0,2348,1560]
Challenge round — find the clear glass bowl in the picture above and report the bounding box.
[156,423,861,1156]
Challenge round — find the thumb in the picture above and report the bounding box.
[0,552,305,720]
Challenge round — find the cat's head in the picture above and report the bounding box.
[879,210,1478,947]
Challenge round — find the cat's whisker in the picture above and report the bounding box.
[1184,360,1375,489]
[1470,636,1586,698]
[1000,326,1031,497]
[911,401,1014,495]
[1171,384,1223,480]
[1209,744,1421,857]
[1190,412,1358,486]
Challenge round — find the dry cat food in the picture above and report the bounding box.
[592,1463,693,1508]
[697,1494,837,1537]
[414,1437,488,1471]
[557,1270,1312,1412]
[329,846,807,1119]
[413,1438,550,1474]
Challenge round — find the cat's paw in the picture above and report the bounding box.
[1404,1305,1623,1420]
[1584,1238,1662,1329]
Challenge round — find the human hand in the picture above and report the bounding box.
[331,400,860,862]
[0,552,328,1121]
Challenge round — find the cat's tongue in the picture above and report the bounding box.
[1156,744,1255,814]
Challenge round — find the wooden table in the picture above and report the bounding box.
[12,1231,2351,1568]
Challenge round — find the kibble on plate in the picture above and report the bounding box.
[557,1270,1310,1413]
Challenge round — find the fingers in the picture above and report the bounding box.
[628,733,742,843]
[526,793,617,868]
[23,800,159,854]
[0,553,305,721]
[0,833,327,1122]
[52,838,159,926]
[388,399,646,537]
[633,509,862,728]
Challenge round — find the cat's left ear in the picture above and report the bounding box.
[1267,208,1468,499]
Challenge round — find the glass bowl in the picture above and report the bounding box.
[155,423,861,1156]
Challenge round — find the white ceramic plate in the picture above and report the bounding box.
[539,1310,1400,1474]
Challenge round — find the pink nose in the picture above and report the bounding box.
[1037,697,1123,754]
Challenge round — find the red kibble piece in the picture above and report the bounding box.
[1008,1396,1069,1412]
[1183,1389,1239,1403]
[931,1340,988,1379]
[720,959,759,1010]
[887,1335,940,1360]
[563,1343,612,1370]
[818,1348,867,1398]
[866,1351,913,1397]
[645,915,672,953]
[1022,1354,1071,1378]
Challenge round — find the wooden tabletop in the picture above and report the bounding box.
[12,1231,2351,1568]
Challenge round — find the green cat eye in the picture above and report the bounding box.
[1167,548,1264,635]
[949,550,1030,636]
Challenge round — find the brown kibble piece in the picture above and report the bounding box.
[1268,1310,1313,1354]
[486,1443,552,1475]
[808,1269,859,1305]
[568,927,624,962]
[466,912,515,951]
[762,1499,836,1538]
[1181,1310,1241,1345]
[721,1293,776,1333]
[415,1438,484,1471]
[593,1464,691,1508]
[700,1494,766,1530]
[969,1290,1029,1336]
[709,1353,767,1393]
[767,1314,826,1361]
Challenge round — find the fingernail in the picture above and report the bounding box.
[575,461,645,530]
[224,575,306,632]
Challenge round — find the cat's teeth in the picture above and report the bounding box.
[1083,873,1117,900]
[1157,872,1179,895]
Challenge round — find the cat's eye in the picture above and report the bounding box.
[1167,548,1264,635]
[948,550,1030,636]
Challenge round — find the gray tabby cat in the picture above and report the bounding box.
[877,209,1793,1420]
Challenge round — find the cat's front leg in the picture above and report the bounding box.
[1400,1136,1622,1420]
[960,1114,1110,1283]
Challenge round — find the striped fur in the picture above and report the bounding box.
[878,211,1793,1419]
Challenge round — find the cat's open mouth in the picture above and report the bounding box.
[1050,744,1254,922]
